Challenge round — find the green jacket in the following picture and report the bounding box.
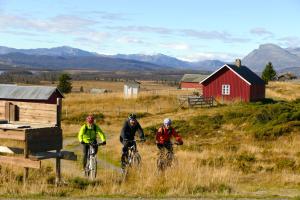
[78,124,106,143]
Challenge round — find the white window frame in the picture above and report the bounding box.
[222,84,230,95]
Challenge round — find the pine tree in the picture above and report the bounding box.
[261,62,277,84]
[58,73,72,94]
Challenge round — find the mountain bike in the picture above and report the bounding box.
[157,142,179,172]
[122,139,143,177]
[85,141,105,180]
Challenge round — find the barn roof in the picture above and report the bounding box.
[200,64,265,85]
[180,74,208,82]
[0,84,64,100]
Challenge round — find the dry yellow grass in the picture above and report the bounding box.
[0,80,300,198]
[266,81,300,100]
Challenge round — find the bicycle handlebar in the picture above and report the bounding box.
[123,139,145,142]
[89,142,106,146]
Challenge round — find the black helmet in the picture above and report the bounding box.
[128,113,137,120]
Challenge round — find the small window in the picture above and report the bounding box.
[222,84,230,95]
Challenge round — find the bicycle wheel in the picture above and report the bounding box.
[166,152,174,167]
[157,152,167,172]
[89,156,97,180]
[131,152,141,167]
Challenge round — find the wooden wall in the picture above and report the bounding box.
[0,100,57,126]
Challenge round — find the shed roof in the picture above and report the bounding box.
[180,74,208,83]
[0,84,64,100]
[200,64,265,85]
[125,80,141,87]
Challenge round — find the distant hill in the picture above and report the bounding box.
[0,52,170,71]
[0,46,96,57]
[242,44,300,72]
[113,53,190,68]
[0,44,300,74]
[113,53,225,71]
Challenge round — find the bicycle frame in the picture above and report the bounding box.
[85,143,99,180]
[122,139,142,176]
[157,142,178,172]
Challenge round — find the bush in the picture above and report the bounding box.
[236,152,256,173]
[63,113,104,124]
[275,157,296,171]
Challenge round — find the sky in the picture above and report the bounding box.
[0,0,299,61]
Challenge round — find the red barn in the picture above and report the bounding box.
[180,74,208,91]
[200,59,265,102]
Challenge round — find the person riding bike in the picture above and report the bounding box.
[120,113,145,171]
[156,118,183,156]
[78,114,106,172]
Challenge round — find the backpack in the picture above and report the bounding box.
[84,124,97,134]
[160,125,172,136]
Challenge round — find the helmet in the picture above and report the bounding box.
[128,113,137,120]
[86,115,94,124]
[163,118,172,126]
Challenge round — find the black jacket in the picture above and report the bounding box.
[120,120,145,142]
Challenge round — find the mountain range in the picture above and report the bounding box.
[0,44,299,75]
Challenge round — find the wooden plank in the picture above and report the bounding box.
[0,146,23,154]
[29,151,77,161]
[3,101,57,111]
[0,155,41,169]
[19,114,56,123]
[0,129,25,141]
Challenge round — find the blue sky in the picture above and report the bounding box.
[0,0,299,61]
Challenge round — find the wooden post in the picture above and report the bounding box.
[23,134,28,185]
[56,98,62,185]
[118,107,120,116]
[56,98,62,128]
[55,149,61,186]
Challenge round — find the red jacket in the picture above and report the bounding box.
[156,126,183,145]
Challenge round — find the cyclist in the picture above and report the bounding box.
[120,113,145,171]
[78,114,106,172]
[156,118,183,156]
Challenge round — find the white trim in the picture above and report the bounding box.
[199,64,251,85]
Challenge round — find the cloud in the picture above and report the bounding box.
[179,51,243,62]
[74,31,110,45]
[250,27,273,37]
[106,25,173,34]
[106,25,249,43]
[89,11,129,21]
[0,14,97,34]
[181,29,250,43]
[161,43,190,50]
[116,36,147,44]
[278,36,300,47]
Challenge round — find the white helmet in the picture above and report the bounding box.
[163,118,172,125]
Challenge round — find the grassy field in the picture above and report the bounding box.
[0,80,300,199]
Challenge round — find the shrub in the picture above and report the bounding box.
[63,112,104,124]
[275,157,296,171]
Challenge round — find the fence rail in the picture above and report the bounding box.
[188,96,215,107]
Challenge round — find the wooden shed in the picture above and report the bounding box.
[180,74,207,91]
[124,80,140,98]
[200,59,265,102]
[0,84,75,184]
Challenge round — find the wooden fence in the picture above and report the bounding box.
[187,96,215,107]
